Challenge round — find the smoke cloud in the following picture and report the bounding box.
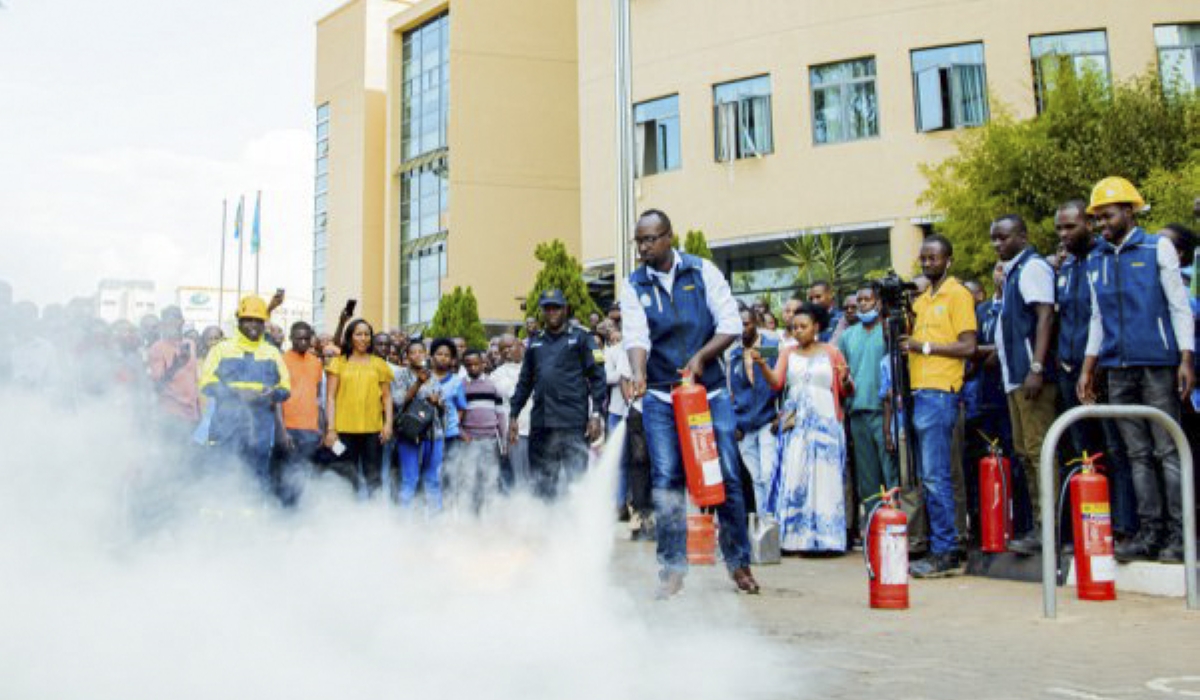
[0,382,806,699]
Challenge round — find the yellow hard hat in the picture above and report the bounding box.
[1086,176,1145,214]
[236,295,269,321]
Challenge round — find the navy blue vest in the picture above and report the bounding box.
[629,253,724,391]
[1055,241,1098,370]
[729,336,780,432]
[1086,228,1180,369]
[1000,247,1056,386]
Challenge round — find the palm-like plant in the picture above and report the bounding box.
[782,233,856,292]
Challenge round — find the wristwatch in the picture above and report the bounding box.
[1030,361,1044,375]
[922,342,932,356]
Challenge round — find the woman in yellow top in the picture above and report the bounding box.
[324,319,394,494]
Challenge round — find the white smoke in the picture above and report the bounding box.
[0,387,810,699]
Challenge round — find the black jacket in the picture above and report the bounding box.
[510,326,606,430]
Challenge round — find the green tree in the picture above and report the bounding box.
[426,286,487,349]
[524,239,600,327]
[683,229,714,260]
[920,64,1200,283]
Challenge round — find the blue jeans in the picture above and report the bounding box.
[609,413,630,509]
[642,391,752,574]
[913,390,961,554]
[398,438,445,512]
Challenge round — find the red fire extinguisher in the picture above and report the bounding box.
[979,435,1013,553]
[671,372,726,507]
[1067,452,1116,601]
[865,488,909,610]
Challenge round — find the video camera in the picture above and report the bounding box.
[872,271,919,317]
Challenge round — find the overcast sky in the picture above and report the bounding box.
[0,0,346,308]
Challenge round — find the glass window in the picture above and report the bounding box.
[1156,24,1200,95]
[312,102,331,329]
[713,75,773,161]
[634,95,681,176]
[1030,30,1110,112]
[811,58,879,144]
[400,244,446,326]
[911,43,989,132]
[401,13,450,162]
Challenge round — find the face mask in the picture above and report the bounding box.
[858,310,879,324]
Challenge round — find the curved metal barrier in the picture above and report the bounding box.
[1039,405,1197,618]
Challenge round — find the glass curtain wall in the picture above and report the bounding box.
[313,102,330,330]
[399,13,449,327]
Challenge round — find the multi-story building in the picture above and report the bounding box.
[316,0,1199,328]
[314,0,580,331]
[95,279,157,324]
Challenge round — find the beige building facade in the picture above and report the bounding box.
[314,0,579,332]
[316,0,1199,329]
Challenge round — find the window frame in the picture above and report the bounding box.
[1029,29,1111,113]
[910,41,990,133]
[1155,23,1200,96]
[809,56,880,146]
[712,74,774,162]
[633,93,682,176]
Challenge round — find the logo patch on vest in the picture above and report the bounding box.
[640,293,652,307]
[683,285,695,291]
[1131,262,1145,267]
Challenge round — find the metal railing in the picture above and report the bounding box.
[1039,405,1197,618]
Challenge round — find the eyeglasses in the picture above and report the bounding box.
[632,231,671,248]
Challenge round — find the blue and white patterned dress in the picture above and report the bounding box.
[767,350,847,552]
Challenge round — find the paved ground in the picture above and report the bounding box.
[610,537,1200,700]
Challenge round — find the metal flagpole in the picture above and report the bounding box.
[236,194,245,306]
[613,0,635,294]
[254,190,261,296]
[217,199,228,326]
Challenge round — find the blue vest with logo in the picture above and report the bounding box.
[1055,241,1098,370]
[1086,227,1180,369]
[629,252,724,391]
[1000,247,1056,386]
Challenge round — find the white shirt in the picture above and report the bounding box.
[619,250,742,402]
[995,251,1056,392]
[1085,233,1195,358]
[489,362,531,436]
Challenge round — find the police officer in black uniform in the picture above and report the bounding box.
[509,289,607,499]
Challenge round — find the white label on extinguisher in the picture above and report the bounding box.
[1090,555,1116,582]
[880,531,908,585]
[701,458,722,486]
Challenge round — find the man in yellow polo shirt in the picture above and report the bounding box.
[901,234,978,578]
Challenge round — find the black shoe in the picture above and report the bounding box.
[910,551,964,579]
[1158,532,1184,564]
[1114,530,1160,562]
[1008,535,1040,556]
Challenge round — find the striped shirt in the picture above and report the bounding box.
[460,375,504,439]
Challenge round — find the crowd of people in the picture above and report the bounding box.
[1,174,1195,598]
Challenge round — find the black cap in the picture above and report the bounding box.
[538,289,567,308]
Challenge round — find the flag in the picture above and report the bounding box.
[233,195,245,240]
[251,191,262,254]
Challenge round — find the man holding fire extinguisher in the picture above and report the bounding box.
[620,209,758,599]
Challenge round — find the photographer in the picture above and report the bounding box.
[729,307,781,517]
[900,235,978,578]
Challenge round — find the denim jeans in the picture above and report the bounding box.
[737,422,778,517]
[609,413,630,509]
[399,437,445,512]
[642,391,752,574]
[1107,366,1183,537]
[912,390,961,554]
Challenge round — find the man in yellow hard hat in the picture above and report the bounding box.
[1077,176,1195,563]
[199,296,291,497]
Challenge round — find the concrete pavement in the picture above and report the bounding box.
[612,538,1199,700]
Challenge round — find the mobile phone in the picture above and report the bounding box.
[275,287,285,297]
[759,345,779,361]
[343,299,358,316]
[331,440,347,457]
